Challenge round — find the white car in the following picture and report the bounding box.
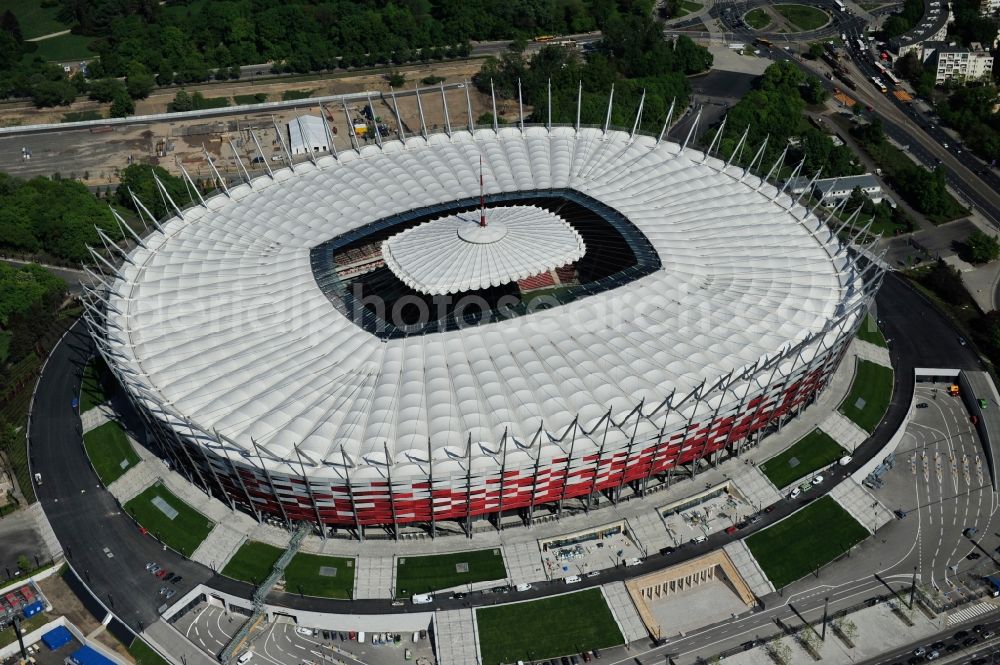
[295,627,314,637]
[790,487,802,499]
[515,583,532,592]
[839,455,853,466]
[811,474,824,485]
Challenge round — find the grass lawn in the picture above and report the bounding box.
[839,359,893,432]
[0,1,70,39]
[774,4,829,30]
[30,32,97,61]
[856,314,887,347]
[746,496,869,588]
[395,549,506,595]
[124,483,214,557]
[282,89,315,101]
[760,429,848,489]
[477,589,624,665]
[63,110,103,123]
[221,541,282,585]
[745,8,772,29]
[284,552,355,599]
[127,638,170,665]
[234,93,268,105]
[83,420,139,485]
[80,360,108,412]
[675,0,703,16]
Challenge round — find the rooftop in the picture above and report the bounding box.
[382,205,586,295]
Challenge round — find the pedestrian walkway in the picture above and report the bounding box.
[948,600,997,625]
[502,541,546,585]
[820,411,870,452]
[626,511,673,554]
[854,339,892,367]
[722,540,775,599]
[353,556,394,599]
[106,459,158,504]
[191,526,247,572]
[602,581,650,643]
[80,405,114,434]
[730,465,783,512]
[28,503,62,560]
[433,609,480,665]
[828,477,894,534]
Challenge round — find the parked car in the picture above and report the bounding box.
[154,569,168,579]
[164,589,175,599]
[811,474,824,485]
[790,487,802,499]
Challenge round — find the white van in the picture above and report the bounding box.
[412,593,433,604]
[565,575,582,584]
[357,631,365,643]
[624,557,643,567]
[237,653,252,665]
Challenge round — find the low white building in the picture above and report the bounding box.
[982,0,998,16]
[787,174,884,206]
[287,115,329,156]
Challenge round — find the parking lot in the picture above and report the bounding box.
[174,602,437,665]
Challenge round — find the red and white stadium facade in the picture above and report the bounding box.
[83,86,885,537]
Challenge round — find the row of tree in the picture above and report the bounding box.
[0,164,191,264]
[714,62,862,178]
[475,14,711,134]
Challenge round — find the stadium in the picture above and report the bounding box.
[84,100,883,538]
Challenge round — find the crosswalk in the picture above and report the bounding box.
[948,601,997,625]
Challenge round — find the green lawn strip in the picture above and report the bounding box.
[234,93,268,105]
[221,541,283,584]
[745,8,772,29]
[839,359,893,432]
[281,89,315,101]
[127,638,171,665]
[395,549,506,595]
[676,0,703,16]
[124,483,214,557]
[856,314,887,347]
[30,33,97,61]
[0,1,70,39]
[746,496,869,588]
[774,4,829,30]
[477,589,624,665]
[284,552,355,599]
[760,429,848,489]
[83,420,139,485]
[80,360,108,412]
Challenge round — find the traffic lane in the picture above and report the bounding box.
[30,321,211,628]
[863,620,1000,665]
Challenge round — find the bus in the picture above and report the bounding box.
[835,0,846,10]
[533,35,556,42]
[884,69,902,86]
[873,61,887,75]
[870,76,888,93]
[755,37,773,48]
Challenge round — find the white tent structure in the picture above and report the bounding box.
[287,115,329,155]
[82,83,885,537]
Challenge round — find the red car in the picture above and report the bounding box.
[154,569,168,579]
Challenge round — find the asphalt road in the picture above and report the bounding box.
[28,320,212,631]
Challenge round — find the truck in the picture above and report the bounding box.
[987,575,1000,597]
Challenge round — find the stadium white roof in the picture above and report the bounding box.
[287,115,329,155]
[105,127,861,477]
[382,205,586,295]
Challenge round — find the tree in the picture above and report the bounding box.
[109,91,134,118]
[0,10,23,46]
[966,229,1000,263]
[30,80,77,108]
[114,164,192,221]
[88,77,127,103]
[125,61,155,99]
[168,89,192,113]
[387,71,406,88]
[801,76,829,104]
[807,43,824,60]
[17,555,29,572]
